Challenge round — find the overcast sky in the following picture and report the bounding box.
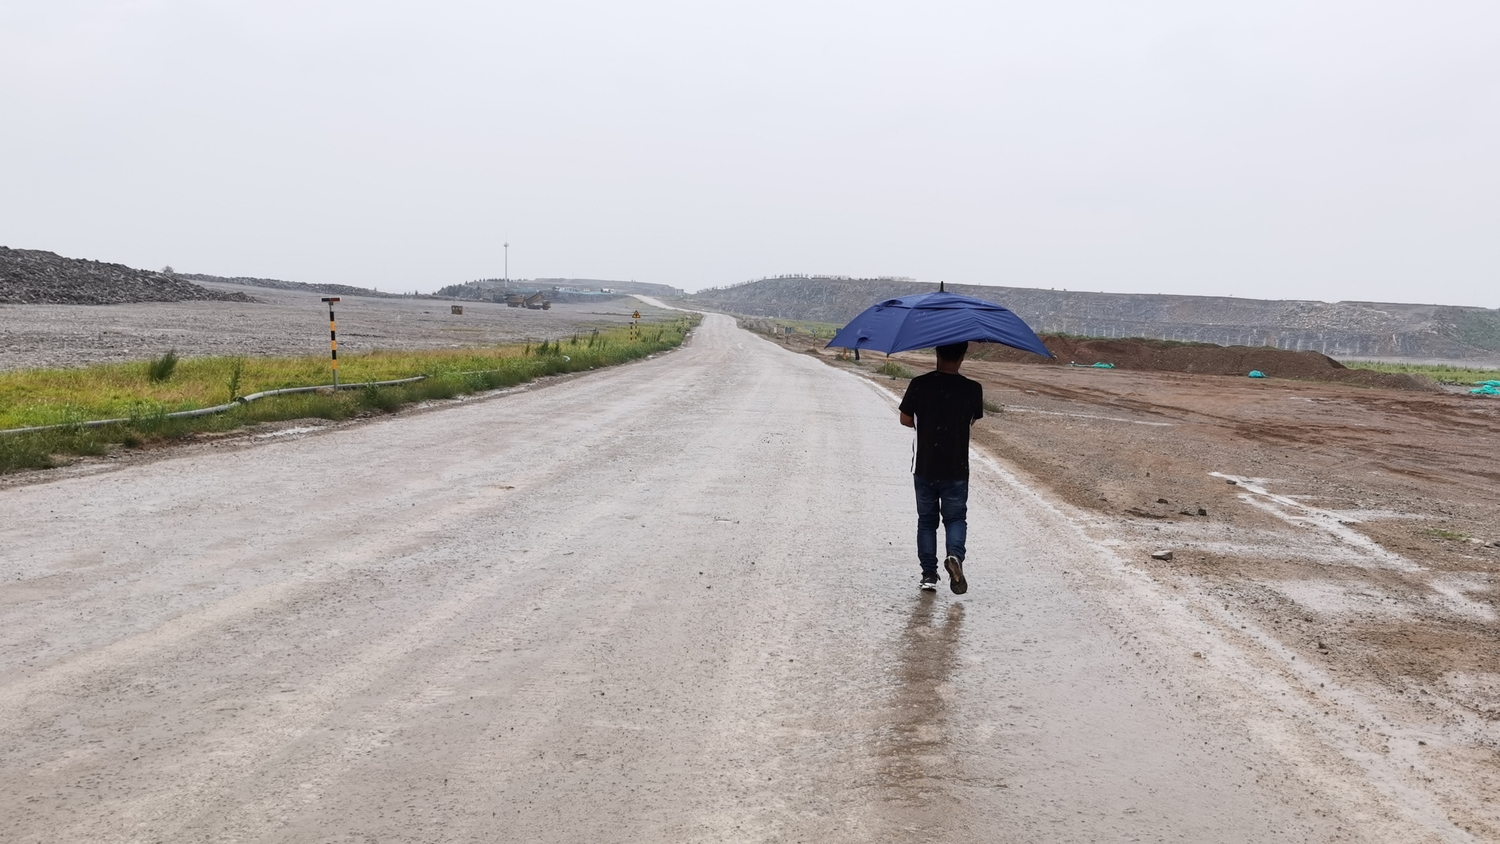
[2,1,1497,307]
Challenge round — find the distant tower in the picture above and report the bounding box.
[504,242,509,284]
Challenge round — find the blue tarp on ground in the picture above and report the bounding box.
[825,291,1052,358]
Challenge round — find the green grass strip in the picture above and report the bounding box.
[1341,360,1500,384]
[736,317,844,341]
[0,316,699,474]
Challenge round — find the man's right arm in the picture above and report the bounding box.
[899,379,919,428]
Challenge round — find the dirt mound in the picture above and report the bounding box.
[968,335,1440,391]
[0,247,254,305]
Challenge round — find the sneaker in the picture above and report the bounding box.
[919,576,939,592]
[943,556,967,595]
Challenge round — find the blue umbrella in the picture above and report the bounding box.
[826,290,1053,358]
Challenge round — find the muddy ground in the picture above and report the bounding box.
[771,332,1500,838]
[0,282,673,371]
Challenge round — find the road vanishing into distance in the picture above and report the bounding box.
[0,313,1464,842]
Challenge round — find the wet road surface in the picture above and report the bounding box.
[0,314,1453,841]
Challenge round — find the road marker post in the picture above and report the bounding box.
[321,297,340,386]
[632,309,641,341]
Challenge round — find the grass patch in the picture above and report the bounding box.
[1342,360,1500,385]
[1424,527,1470,542]
[875,360,914,379]
[146,349,180,383]
[225,357,245,401]
[0,316,699,474]
[737,317,844,341]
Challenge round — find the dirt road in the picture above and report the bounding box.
[0,315,1471,841]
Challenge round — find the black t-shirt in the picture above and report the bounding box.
[899,371,984,480]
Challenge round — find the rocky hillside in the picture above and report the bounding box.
[1,248,254,305]
[181,273,402,299]
[533,278,683,296]
[690,277,1500,360]
[438,278,685,299]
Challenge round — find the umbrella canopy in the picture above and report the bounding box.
[825,291,1053,358]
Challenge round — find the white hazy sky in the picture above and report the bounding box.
[2,1,1497,306]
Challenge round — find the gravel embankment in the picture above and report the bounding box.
[0,247,253,305]
[0,283,672,371]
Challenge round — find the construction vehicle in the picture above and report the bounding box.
[505,293,526,308]
[524,292,551,310]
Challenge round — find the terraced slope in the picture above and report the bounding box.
[689,277,1500,360]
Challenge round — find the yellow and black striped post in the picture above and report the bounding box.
[321,297,340,386]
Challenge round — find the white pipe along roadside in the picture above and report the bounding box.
[0,376,428,437]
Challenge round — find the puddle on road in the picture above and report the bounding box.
[1003,405,1174,426]
[1270,580,1415,621]
[253,426,324,439]
[1210,472,1422,572]
[1266,575,1493,625]
[877,597,967,805]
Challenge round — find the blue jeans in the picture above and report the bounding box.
[914,475,968,578]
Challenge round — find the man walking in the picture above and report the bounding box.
[898,342,983,594]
